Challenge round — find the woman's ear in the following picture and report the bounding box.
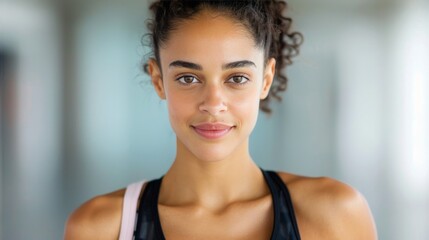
[148,58,166,99]
[260,58,276,99]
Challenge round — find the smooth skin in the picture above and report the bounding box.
[65,9,377,240]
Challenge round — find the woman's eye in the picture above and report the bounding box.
[177,75,199,84]
[227,75,250,85]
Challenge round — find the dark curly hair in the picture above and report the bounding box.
[144,0,303,113]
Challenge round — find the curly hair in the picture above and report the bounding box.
[144,0,303,113]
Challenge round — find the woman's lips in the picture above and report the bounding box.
[191,123,234,139]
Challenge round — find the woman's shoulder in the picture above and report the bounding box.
[275,171,378,239]
[64,188,126,240]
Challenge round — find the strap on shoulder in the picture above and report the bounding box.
[118,180,145,240]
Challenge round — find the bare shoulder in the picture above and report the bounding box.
[64,189,126,240]
[276,171,378,240]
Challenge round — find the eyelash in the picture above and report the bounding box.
[226,75,250,85]
[176,75,199,85]
[175,75,251,86]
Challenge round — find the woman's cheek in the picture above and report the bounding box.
[166,89,196,128]
[229,90,261,127]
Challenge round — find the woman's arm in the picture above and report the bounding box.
[64,190,125,240]
[278,172,378,239]
[323,179,378,239]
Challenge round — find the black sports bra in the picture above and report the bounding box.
[133,169,301,239]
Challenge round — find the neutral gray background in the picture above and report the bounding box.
[1,0,428,239]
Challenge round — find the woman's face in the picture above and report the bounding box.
[149,10,275,162]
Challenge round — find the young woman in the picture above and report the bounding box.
[65,1,378,239]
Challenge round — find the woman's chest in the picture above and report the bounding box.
[158,197,274,240]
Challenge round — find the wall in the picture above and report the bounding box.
[0,0,428,239]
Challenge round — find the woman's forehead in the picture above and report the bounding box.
[159,10,264,68]
[167,10,255,43]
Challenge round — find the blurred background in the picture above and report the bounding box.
[1,0,428,239]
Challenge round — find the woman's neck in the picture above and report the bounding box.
[158,141,269,212]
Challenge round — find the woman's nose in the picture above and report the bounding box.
[198,84,227,115]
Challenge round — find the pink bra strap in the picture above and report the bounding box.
[119,181,145,240]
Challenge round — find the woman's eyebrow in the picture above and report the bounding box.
[222,60,256,70]
[169,60,202,70]
[168,60,256,70]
